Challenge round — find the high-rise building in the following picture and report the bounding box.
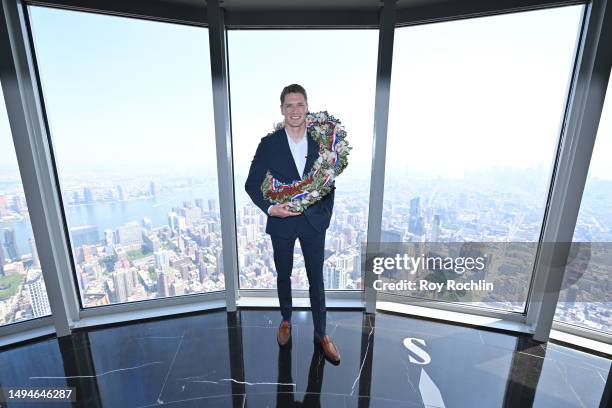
[409,196,421,218]
[0,244,5,277]
[323,263,347,290]
[208,198,219,215]
[25,269,51,318]
[157,271,169,297]
[11,195,24,212]
[0,194,7,215]
[351,252,361,280]
[381,229,402,242]
[116,221,143,247]
[567,284,579,306]
[3,228,19,260]
[208,220,219,234]
[149,181,157,197]
[127,267,138,292]
[179,206,202,227]
[155,250,170,270]
[246,223,257,241]
[113,269,129,303]
[143,234,160,252]
[408,196,425,236]
[409,215,425,237]
[104,229,115,247]
[198,263,207,283]
[70,225,100,248]
[83,187,93,203]
[431,214,441,241]
[29,238,40,267]
[168,211,179,234]
[141,217,153,231]
[177,216,187,234]
[76,245,93,263]
[170,281,185,296]
[117,185,125,201]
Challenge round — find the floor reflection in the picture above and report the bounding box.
[0,309,609,408]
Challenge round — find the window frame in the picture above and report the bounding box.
[0,0,608,352]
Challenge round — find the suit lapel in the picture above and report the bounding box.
[280,128,302,181]
[303,128,318,177]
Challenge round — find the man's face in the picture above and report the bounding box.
[281,92,308,128]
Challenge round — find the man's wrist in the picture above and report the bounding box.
[267,205,273,215]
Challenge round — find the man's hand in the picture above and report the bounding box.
[269,203,302,218]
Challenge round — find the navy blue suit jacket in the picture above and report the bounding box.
[245,127,335,238]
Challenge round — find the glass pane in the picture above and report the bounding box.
[554,74,612,335]
[382,6,583,312]
[229,30,377,290]
[0,83,51,325]
[28,6,223,308]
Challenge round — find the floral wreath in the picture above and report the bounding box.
[261,111,351,212]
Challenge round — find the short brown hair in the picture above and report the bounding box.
[280,84,308,105]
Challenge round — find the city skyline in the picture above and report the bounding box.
[1,170,610,332]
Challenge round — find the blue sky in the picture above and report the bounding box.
[1,4,609,183]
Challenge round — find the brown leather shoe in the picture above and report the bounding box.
[277,320,291,347]
[315,335,341,365]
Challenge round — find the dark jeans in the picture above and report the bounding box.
[271,217,327,338]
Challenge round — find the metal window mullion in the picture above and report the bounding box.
[364,0,396,314]
[0,0,80,337]
[208,0,238,312]
[24,0,207,26]
[527,0,612,342]
[394,0,586,27]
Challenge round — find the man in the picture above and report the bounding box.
[245,84,340,365]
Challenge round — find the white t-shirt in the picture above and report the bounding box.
[285,127,308,177]
[268,127,308,215]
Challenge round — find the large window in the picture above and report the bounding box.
[382,6,584,312]
[228,30,377,291]
[0,83,51,325]
[28,7,223,308]
[554,73,612,335]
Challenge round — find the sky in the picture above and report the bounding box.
[0,3,609,184]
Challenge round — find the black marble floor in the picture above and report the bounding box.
[0,309,610,407]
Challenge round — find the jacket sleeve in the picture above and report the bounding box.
[244,137,275,215]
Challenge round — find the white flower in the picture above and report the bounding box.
[312,191,320,198]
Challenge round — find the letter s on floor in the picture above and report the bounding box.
[403,338,431,365]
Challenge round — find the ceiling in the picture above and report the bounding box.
[168,0,449,11]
